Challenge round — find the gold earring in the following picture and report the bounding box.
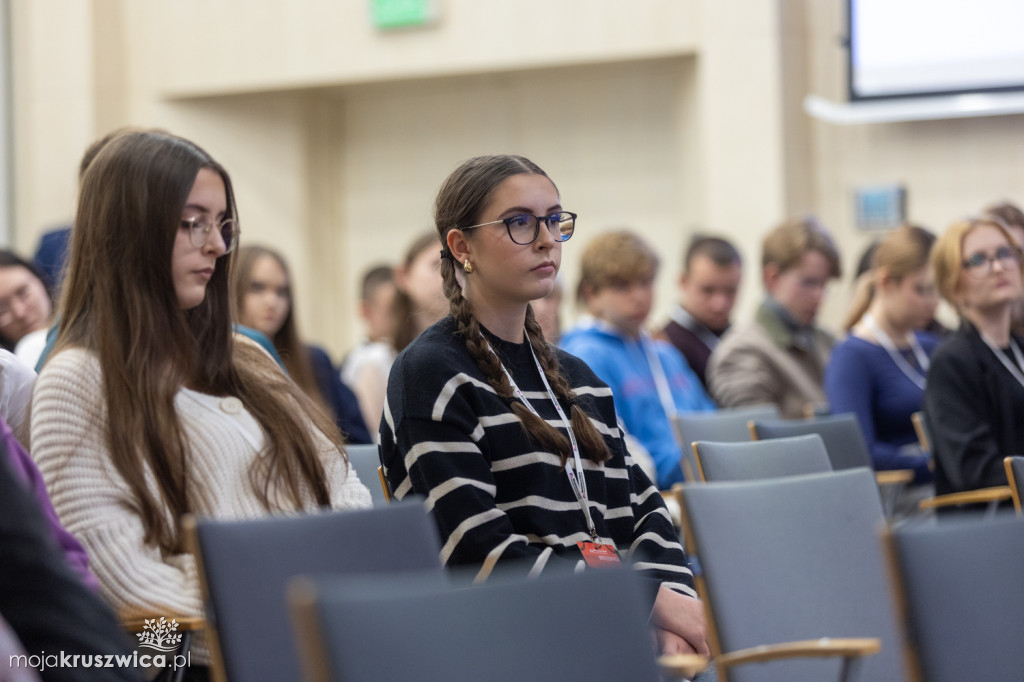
[463,260,474,274]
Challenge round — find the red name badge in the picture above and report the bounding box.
[577,541,622,568]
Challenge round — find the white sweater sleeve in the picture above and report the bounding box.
[30,349,202,621]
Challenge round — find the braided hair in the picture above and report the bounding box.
[435,155,610,464]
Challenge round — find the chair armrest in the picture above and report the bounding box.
[1004,457,1022,513]
[657,653,709,679]
[121,616,205,633]
[377,465,392,503]
[917,486,1012,510]
[875,469,914,486]
[716,637,881,668]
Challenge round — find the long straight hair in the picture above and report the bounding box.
[842,223,935,330]
[391,232,440,353]
[54,130,339,554]
[232,245,326,410]
[434,154,610,464]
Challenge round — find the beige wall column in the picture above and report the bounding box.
[10,0,99,253]
[694,0,804,322]
[302,95,347,355]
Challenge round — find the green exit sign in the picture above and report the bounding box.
[370,0,436,29]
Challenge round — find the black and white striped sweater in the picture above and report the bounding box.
[380,316,695,597]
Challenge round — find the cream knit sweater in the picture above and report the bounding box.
[30,347,373,664]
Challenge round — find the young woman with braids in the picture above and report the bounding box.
[379,155,707,657]
[30,130,371,673]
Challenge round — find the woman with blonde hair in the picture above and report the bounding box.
[825,224,939,483]
[31,130,371,672]
[923,217,1024,500]
[380,155,707,658]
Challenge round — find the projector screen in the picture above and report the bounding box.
[848,0,1024,101]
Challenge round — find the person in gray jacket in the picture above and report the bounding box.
[707,216,841,418]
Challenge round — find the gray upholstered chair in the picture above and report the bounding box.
[1005,456,1024,513]
[672,404,780,482]
[289,568,671,682]
[750,412,914,516]
[185,500,442,682]
[884,513,1024,681]
[345,443,387,506]
[693,434,832,482]
[676,469,901,682]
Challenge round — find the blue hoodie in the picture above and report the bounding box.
[560,319,716,488]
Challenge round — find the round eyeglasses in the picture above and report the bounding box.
[961,244,1022,279]
[181,216,239,254]
[461,211,576,245]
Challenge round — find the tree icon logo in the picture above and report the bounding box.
[136,617,183,652]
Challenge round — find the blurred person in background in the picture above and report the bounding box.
[561,230,715,489]
[234,245,370,444]
[984,201,1024,337]
[0,252,54,371]
[657,235,742,389]
[342,264,396,433]
[826,224,939,484]
[708,216,841,418]
[924,217,1024,502]
[346,233,447,433]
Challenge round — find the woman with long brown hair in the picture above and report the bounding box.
[344,233,446,433]
[379,155,707,658]
[31,130,371,671]
[825,223,939,483]
[233,245,370,444]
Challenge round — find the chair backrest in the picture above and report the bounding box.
[678,469,900,682]
[187,500,442,682]
[290,568,661,682]
[345,444,387,506]
[886,514,1024,682]
[694,434,832,482]
[751,412,872,471]
[673,404,780,481]
[1005,456,1024,513]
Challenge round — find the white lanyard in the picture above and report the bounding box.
[979,332,1024,391]
[484,330,598,541]
[863,314,930,390]
[641,333,678,422]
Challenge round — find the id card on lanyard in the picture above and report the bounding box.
[486,330,621,567]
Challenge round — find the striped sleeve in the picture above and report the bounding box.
[621,455,696,598]
[381,409,579,581]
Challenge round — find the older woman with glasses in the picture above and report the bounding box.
[379,155,708,660]
[923,217,1024,501]
[31,129,371,673]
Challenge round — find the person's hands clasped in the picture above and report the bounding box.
[651,585,709,656]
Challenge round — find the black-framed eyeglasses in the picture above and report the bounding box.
[461,211,576,245]
[961,244,1022,279]
[181,216,239,254]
